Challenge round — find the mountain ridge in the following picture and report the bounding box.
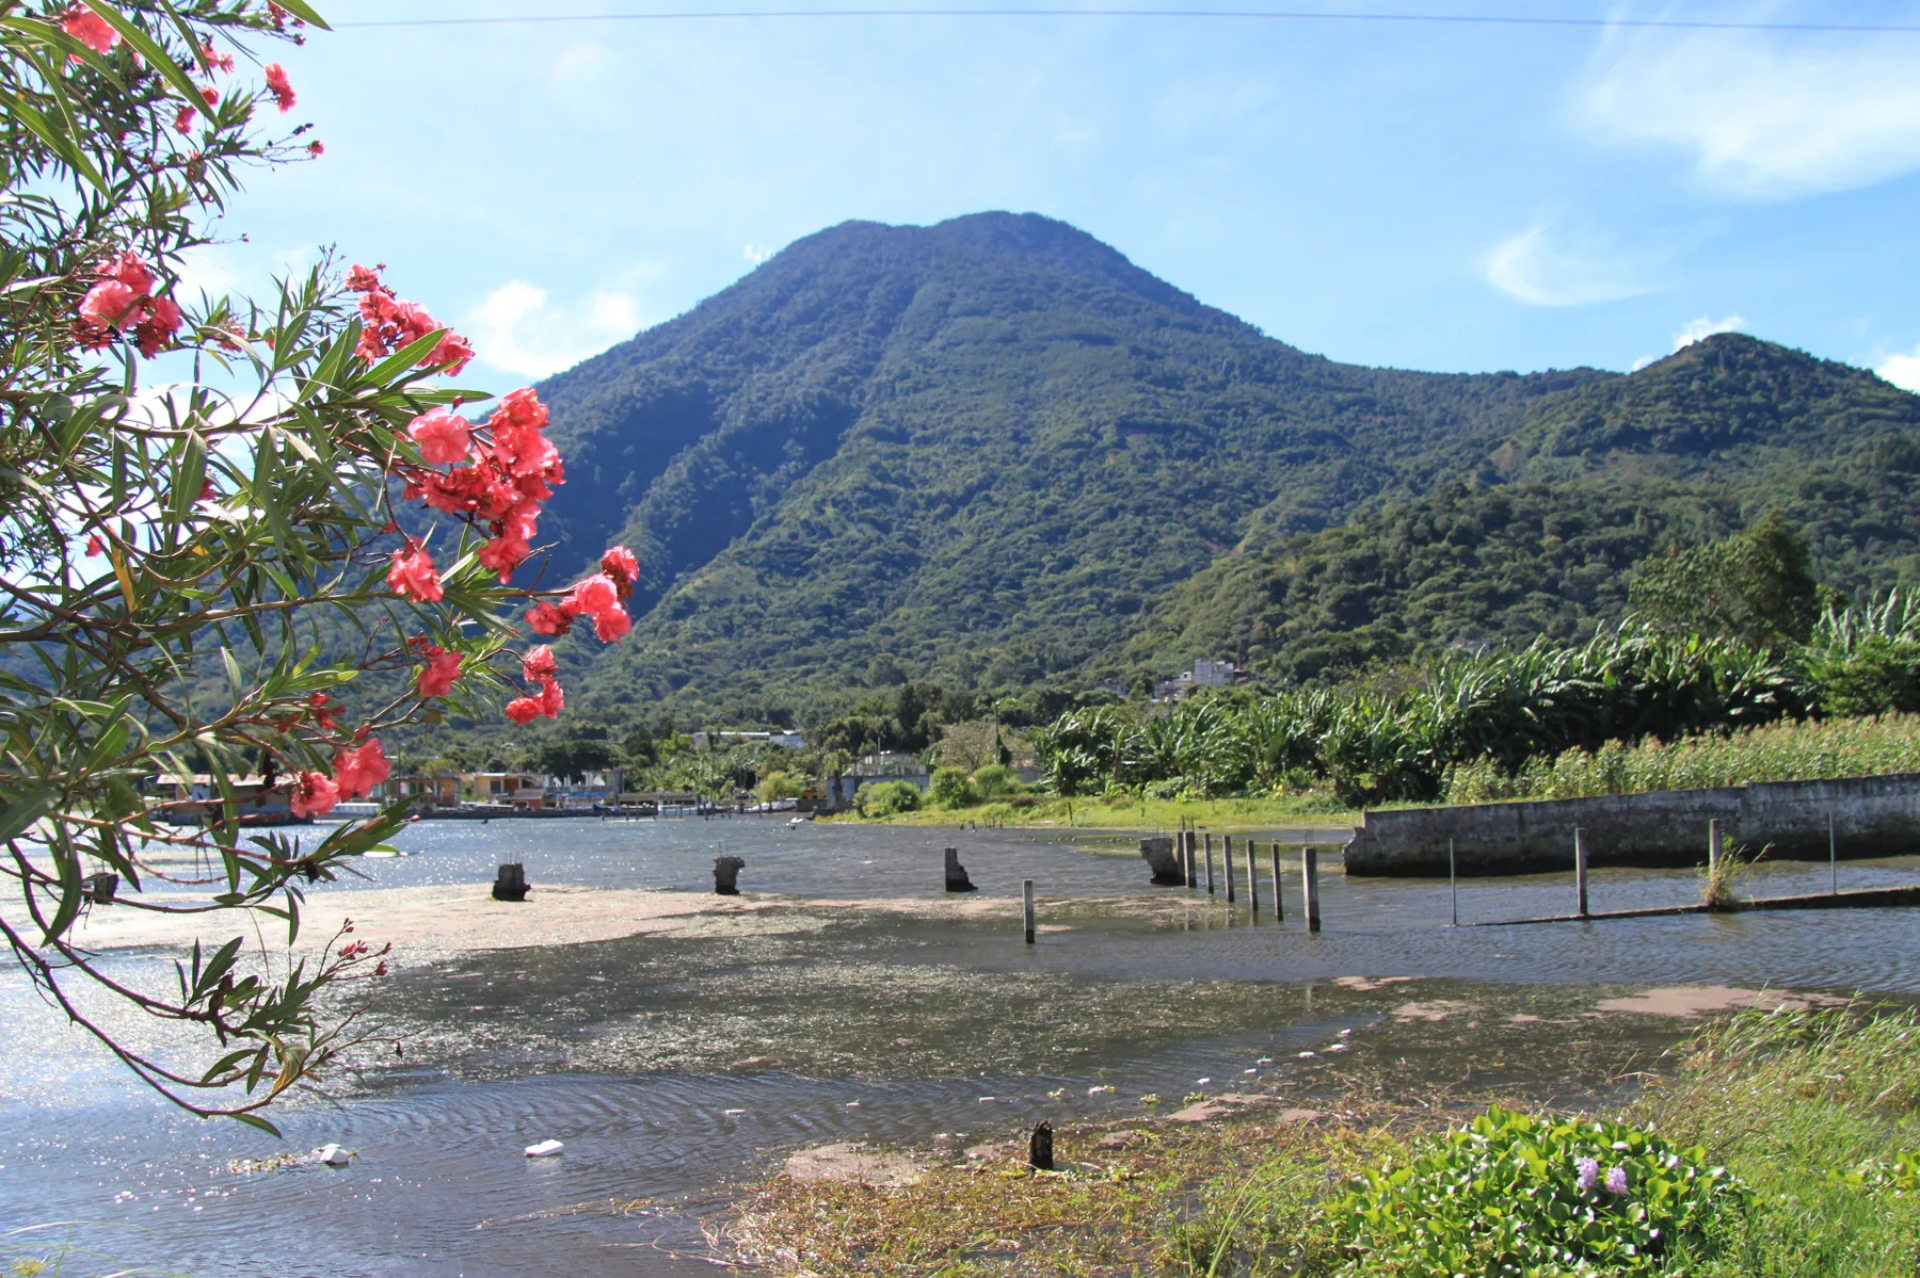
[509,212,1919,724]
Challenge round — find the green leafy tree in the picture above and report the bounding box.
[928,765,976,808]
[1630,511,1829,646]
[0,1,631,1128]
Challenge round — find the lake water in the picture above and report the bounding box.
[4,816,1918,1277]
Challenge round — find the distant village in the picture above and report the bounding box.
[150,658,1242,824]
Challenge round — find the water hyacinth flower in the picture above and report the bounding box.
[1576,1157,1599,1192]
[1605,1165,1629,1196]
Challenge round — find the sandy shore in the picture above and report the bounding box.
[66,882,1082,958]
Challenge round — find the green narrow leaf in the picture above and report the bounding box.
[80,1,208,119]
[228,1111,281,1137]
[0,788,57,844]
[259,0,332,29]
[364,327,451,385]
[2,92,108,194]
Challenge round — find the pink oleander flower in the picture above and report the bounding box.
[203,43,235,73]
[565,573,618,619]
[347,263,383,292]
[307,140,325,156]
[535,674,564,717]
[291,771,341,818]
[522,645,557,681]
[600,545,639,591]
[477,534,530,583]
[101,252,153,295]
[134,296,182,358]
[504,696,541,726]
[526,600,571,636]
[407,408,472,466]
[62,7,120,54]
[416,645,462,698]
[592,605,632,644]
[387,542,443,603]
[79,279,142,331]
[332,739,390,801]
[84,534,104,557]
[263,62,295,112]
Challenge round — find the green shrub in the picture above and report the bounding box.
[970,763,1022,799]
[928,767,978,808]
[1339,1106,1743,1275]
[854,780,922,817]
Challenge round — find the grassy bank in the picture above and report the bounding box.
[821,791,1358,833]
[720,1003,1920,1276]
[1444,712,1920,805]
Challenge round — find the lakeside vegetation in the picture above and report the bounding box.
[1033,559,1920,807]
[723,1004,1920,1276]
[1445,712,1920,805]
[825,790,1357,832]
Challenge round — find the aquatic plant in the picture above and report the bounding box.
[1337,1106,1742,1275]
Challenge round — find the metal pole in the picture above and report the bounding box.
[1303,845,1321,934]
[1575,827,1589,919]
[1204,833,1215,896]
[1023,879,1036,945]
[1270,843,1283,921]
[1224,836,1236,903]
[1830,813,1838,895]
[1449,837,1458,927]
[1708,818,1721,880]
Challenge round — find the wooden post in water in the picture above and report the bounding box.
[1184,831,1197,890]
[1246,839,1259,915]
[1270,843,1284,921]
[1204,833,1216,896]
[1830,813,1839,895]
[1449,838,1458,927]
[1023,879,1036,945]
[1575,827,1590,919]
[1708,818,1722,881]
[1224,836,1237,903]
[1302,846,1321,933]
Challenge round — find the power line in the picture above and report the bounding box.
[332,8,1920,35]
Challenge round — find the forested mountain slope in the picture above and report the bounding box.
[520,213,1920,722]
[1123,338,1920,685]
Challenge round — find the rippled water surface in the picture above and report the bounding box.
[4,817,1918,1277]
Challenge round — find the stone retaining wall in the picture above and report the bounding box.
[1345,772,1920,877]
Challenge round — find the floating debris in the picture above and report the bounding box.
[524,1139,564,1158]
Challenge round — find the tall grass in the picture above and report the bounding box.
[1444,713,1920,804]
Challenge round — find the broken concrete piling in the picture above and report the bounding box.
[945,847,977,893]
[491,863,529,902]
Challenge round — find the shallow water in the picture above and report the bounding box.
[4,818,1918,1277]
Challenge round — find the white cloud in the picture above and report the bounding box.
[466,281,642,379]
[1485,225,1660,307]
[1576,22,1920,199]
[743,244,773,265]
[1880,347,1920,393]
[1673,314,1747,350]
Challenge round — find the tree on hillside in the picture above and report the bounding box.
[1630,512,1828,647]
[0,1,633,1128]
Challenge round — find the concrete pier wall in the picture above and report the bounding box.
[1345,772,1920,877]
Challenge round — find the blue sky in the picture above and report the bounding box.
[188,1,1920,394]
